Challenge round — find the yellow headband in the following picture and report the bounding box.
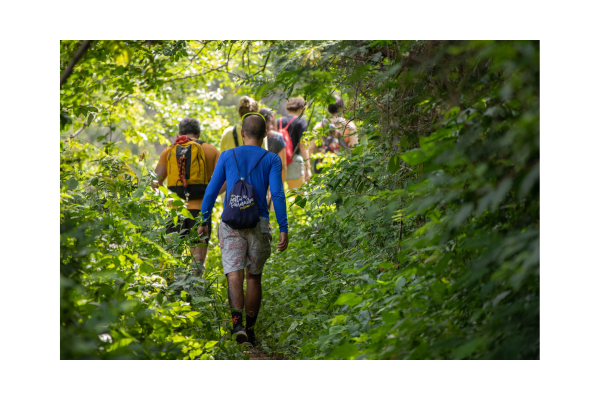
[241,112,267,125]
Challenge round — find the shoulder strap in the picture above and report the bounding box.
[167,143,176,165]
[246,150,269,179]
[231,149,242,180]
[233,126,240,147]
[166,146,171,174]
[283,116,297,131]
[192,140,208,182]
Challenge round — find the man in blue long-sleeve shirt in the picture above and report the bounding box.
[198,113,288,346]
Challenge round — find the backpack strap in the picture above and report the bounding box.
[284,116,300,155]
[283,116,297,131]
[166,144,176,173]
[231,148,242,180]
[233,126,240,148]
[232,149,269,181]
[192,140,208,183]
[246,150,269,179]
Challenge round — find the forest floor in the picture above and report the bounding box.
[243,347,287,360]
[244,348,275,360]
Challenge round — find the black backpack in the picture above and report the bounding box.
[221,149,268,230]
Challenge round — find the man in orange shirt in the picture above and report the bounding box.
[153,118,223,276]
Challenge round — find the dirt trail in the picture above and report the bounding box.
[243,348,286,360]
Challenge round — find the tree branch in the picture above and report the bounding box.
[60,40,93,87]
[164,64,228,83]
[186,40,210,68]
[225,41,235,72]
[251,51,271,77]
[167,41,249,83]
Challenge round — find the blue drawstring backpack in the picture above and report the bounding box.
[222,149,268,230]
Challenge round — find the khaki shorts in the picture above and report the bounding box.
[218,217,272,275]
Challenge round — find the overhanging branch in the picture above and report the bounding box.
[164,64,228,83]
[60,40,93,87]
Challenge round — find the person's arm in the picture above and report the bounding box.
[152,148,169,190]
[278,148,287,182]
[308,139,317,155]
[347,134,359,147]
[268,155,288,251]
[152,165,167,190]
[345,121,359,147]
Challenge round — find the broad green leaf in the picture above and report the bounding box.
[334,292,362,307]
[205,340,218,349]
[352,145,364,156]
[394,277,406,294]
[492,290,511,307]
[67,178,79,190]
[294,197,307,209]
[400,149,428,166]
[180,208,194,219]
[388,155,401,174]
[287,321,299,333]
[329,325,346,335]
[158,186,169,196]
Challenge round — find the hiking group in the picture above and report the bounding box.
[152,95,357,347]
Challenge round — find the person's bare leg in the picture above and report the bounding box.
[226,269,246,341]
[191,243,208,277]
[245,271,262,340]
[245,272,262,317]
[226,269,245,311]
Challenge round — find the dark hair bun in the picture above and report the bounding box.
[328,96,345,114]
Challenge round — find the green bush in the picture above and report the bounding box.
[255,40,539,359]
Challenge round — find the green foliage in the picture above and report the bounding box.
[60,139,256,359]
[60,40,274,151]
[256,40,539,360]
[60,40,539,360]
[59,40,274,360]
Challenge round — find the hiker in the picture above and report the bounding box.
[260,107,287,180]
[309,122,348,174]
[220,96,268,153]
[197,113,288,347]
[311,96,358,149]
[275,97,311,191]
[218,96,268,204]
[259,107,287,209]
[152,117,224,277]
